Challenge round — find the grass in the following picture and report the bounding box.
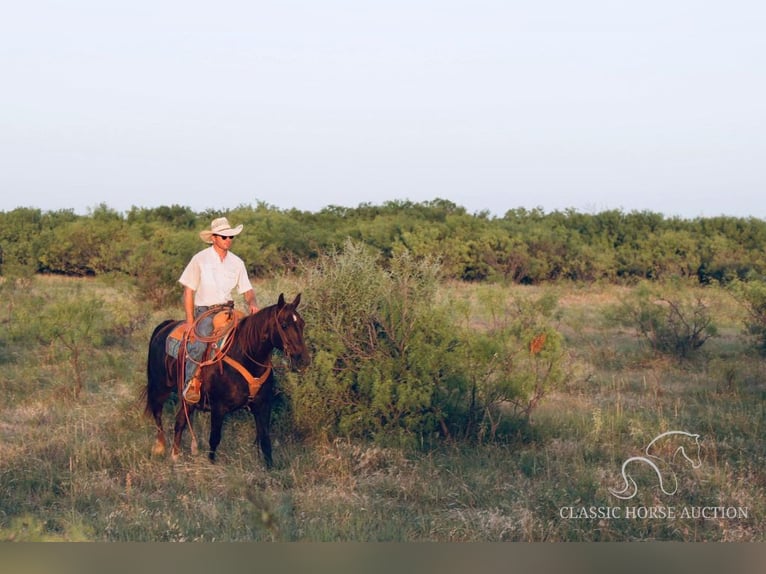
[0,275,763,541]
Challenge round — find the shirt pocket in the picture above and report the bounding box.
[221,269,240,291]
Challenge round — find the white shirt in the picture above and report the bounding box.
[178,246,253,307]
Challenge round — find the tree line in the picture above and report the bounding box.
[2,199,765,295]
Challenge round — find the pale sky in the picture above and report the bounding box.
[1,1,764,219]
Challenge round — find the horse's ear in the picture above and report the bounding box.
[292,293,301,308]
[277,293,286,308]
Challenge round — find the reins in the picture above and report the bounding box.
[182,304,239,371]
[177,304,241,443]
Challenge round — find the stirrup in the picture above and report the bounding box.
[183,380,201,404]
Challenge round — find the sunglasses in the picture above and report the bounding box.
[213,234,234,240]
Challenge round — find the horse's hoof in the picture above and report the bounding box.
[151,443,166,457]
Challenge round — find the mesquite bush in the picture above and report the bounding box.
[286,239,565,446]
[612,282,717,359]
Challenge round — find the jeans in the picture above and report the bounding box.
[184,306,214,384]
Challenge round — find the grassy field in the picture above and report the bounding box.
[0,275,763,541]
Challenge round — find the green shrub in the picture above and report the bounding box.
[127,228,198,309]
[288,239,566,446]
[611,282,717,358]
[452,286,565,441]
[729,278,766,354]
[5,281,141,398]
[291,240,449,445]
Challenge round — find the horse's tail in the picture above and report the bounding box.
[143,319,176,418]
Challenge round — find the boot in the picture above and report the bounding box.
[183,374,202,404]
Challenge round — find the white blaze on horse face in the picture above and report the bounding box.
[293,313,298,322]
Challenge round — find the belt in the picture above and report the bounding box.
[194,301,234,313]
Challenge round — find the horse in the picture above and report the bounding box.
[144,293,308,468]
[609,430,702,500]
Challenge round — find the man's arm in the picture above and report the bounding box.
[243,289,259,314]
[183,286,195,328]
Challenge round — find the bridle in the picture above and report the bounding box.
[241,305,301,367]
[275,307,301,359]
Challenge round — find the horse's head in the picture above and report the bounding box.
[273,292,310,371]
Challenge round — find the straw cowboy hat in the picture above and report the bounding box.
[199,217,244,243]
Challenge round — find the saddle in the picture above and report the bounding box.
[165,308,271,399]
[165,308,244,362]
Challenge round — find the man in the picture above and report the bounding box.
[178,217,259,403]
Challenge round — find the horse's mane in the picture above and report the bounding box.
[232,304,276,356]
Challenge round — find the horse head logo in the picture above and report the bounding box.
[609,431,702,500]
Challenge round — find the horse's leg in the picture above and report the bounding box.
[146,352,173,456]
[150,393,169,456]
[251,402,273,469]
[172,404,196,460]
[208,406,226,463]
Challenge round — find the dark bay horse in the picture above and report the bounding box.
[144,293,308,467]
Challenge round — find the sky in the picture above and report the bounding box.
[1,0,764,219]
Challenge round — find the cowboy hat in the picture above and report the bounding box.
[199,217,244,243]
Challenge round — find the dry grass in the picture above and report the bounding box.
[0,276,763,541]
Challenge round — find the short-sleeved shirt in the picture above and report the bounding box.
[178,246,253,307]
